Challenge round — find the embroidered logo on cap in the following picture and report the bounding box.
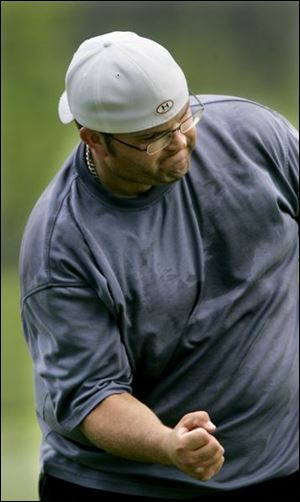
[156,100,174,114]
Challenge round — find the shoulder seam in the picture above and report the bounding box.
[201,96,274,114]
[45,176,79,279]
[22,282,90,306]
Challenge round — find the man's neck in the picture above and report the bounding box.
[87,146,152,198]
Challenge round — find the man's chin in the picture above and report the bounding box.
[158,158,191,184]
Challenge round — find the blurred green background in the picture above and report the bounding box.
[1,1,298,500]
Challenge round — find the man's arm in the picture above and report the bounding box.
[80,392,225,481]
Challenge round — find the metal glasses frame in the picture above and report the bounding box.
[103,93,204,156]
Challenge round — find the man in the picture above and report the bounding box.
[19,31,298,501]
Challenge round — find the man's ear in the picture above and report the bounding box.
[79,127,108,157]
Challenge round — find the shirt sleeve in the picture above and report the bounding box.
[278,114,299,219]
[264,109,299,220]
[21,283,133,433]
[239,104,299,220]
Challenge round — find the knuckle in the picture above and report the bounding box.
[198,428,210,441]
[182,412,195,421]
[197,411,209,422]
[188,452,225,481]
[195,467,212,481]
[194,466,205,477]
[184,410,209,422]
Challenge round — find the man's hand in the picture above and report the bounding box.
[81,394,224,481]
[165,411,225,481]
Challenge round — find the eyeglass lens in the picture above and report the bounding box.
[147,107,204,155]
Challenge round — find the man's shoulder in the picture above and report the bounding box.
[198,93,279,120]
[197,93,298,149]
[199,94,253,105]
[19,146,84,292]
[25,158,77,234]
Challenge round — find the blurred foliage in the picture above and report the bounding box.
[1,267,41,501]
[2,0,299,266]
[1,1,298,500]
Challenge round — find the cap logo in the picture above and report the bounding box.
[156,100,174,114]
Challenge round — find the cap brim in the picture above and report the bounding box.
[58,91,74,124]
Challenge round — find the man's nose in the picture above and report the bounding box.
[166,129,187,151]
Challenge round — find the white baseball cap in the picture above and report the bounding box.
[58,31,189,133]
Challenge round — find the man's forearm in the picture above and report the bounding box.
[80,392,172,464]
[80,391,225,481]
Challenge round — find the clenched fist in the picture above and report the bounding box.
[164,411,225,481]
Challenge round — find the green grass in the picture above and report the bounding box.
[1,267,41,501]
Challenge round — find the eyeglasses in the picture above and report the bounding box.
[105,93,204,156]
